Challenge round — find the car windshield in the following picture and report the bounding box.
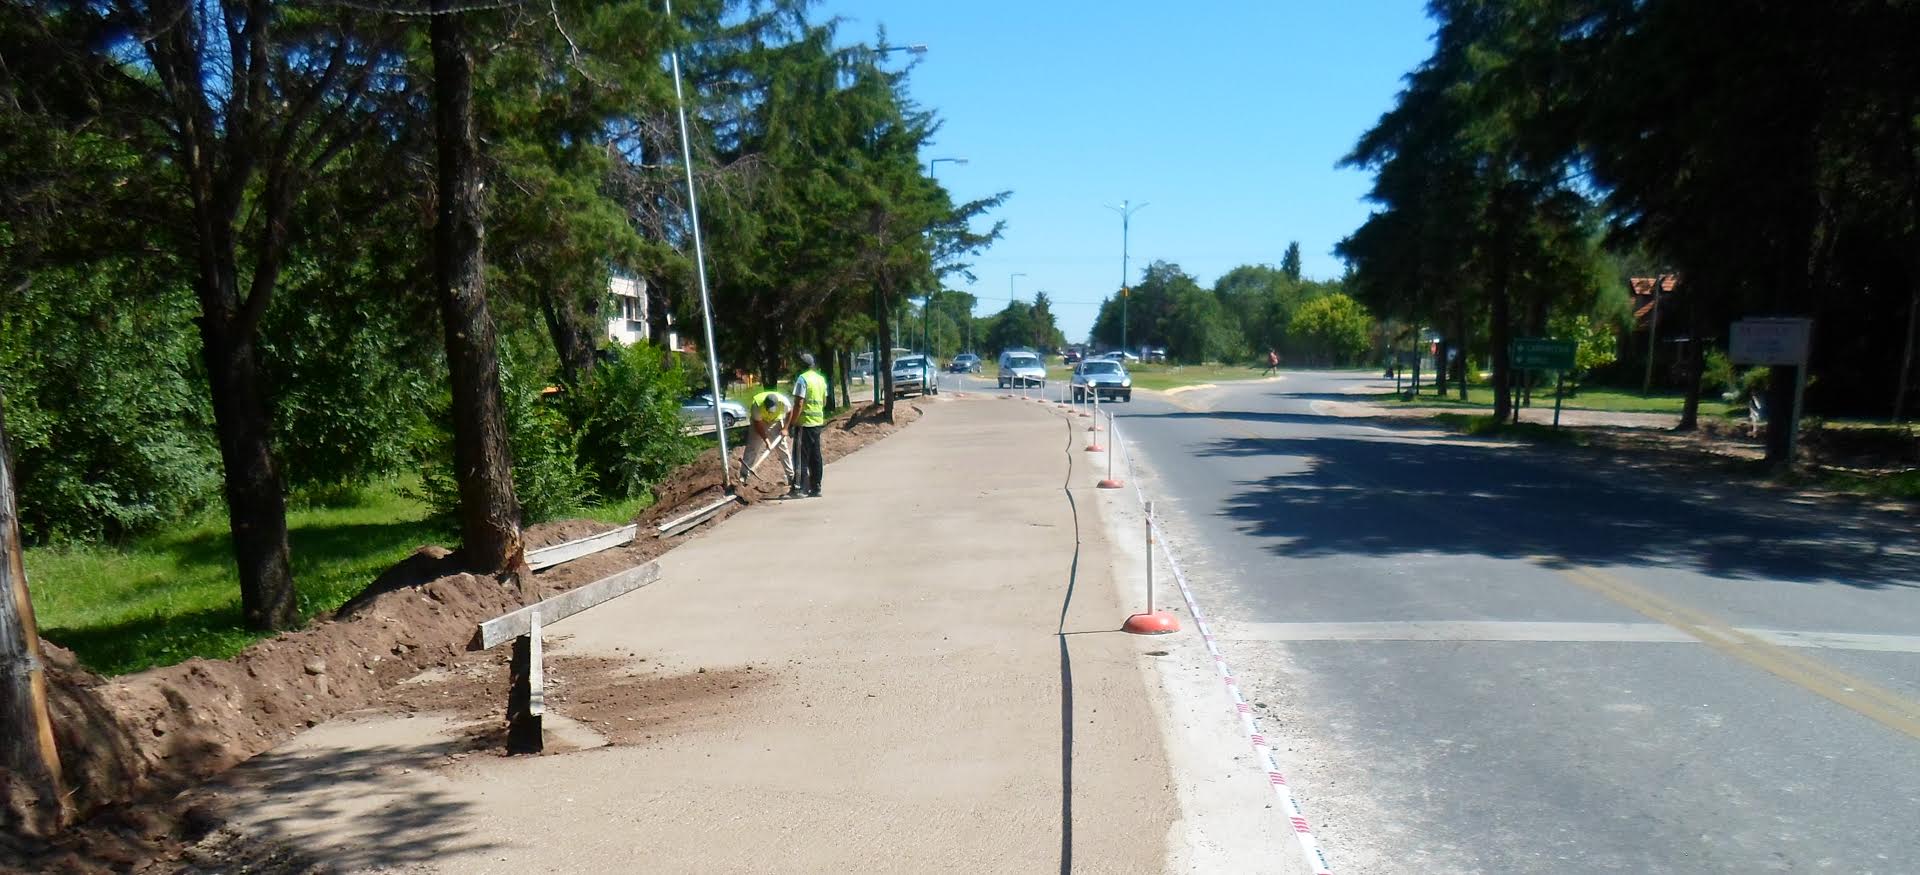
[1008,356,1040,368]
[894,357,924,369]
[1081,362,1121,375]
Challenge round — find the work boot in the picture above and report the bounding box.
[786,486,804,500]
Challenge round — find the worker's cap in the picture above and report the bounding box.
[762,395,781,409]
[799,352,816,367]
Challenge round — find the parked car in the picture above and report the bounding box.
[948,352,981,373]
[678,394,748,430]
[1144,347,1168,363]
[1071,359,1132,402]
[997,351,1047,388]
[891,354,939,397]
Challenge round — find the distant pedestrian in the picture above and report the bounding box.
[789,353,829,498]
[744,389,795,490]
[1263,348,1279,376]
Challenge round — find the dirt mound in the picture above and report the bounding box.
[399,655,769,754]
[3,400,920,869]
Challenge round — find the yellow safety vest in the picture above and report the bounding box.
[751,390,791,425]
[797,370,827,427]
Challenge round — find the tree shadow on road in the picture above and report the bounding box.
[1199,432,1920,589]
[199,737,500,872]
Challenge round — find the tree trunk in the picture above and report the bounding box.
[1488,190,1517,424]
[200,318,298,629]
[840,350,854,411]
[1677,297,1706,432]
[879,302,896,420]
[538,286,597,386]
[432,2,524,578]
[0,392,67,836]
[1454,313,1470,401]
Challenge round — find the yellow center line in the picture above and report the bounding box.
[1558,565,1920,741]
[1157,390,1920,743]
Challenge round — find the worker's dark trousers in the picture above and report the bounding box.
[798,425,825,494]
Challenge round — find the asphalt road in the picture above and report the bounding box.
[962,368,1920,873]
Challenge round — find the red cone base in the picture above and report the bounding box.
[1123,611,1181,635]
[1097,478,1124,489]
[1084,442,1104,452]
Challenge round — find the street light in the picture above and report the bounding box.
[880,43,930,56]
[664,0,731,488]
[925,158,970,355]
[1105,200,1149,356]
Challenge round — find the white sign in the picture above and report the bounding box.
[1729,318,1812,366]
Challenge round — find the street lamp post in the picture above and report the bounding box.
[664,0,731,487]
[927,157,969,357]
[1105,200,1149,356]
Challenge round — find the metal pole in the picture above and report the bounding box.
[665,0,731,486]
[1145,500,1155,613]
[1106,202,1148,357]
[1122,207,1129,356]
[1106,410,1116,482]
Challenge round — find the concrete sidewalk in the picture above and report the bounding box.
[202,397,1179,873]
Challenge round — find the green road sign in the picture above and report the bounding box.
[1511,337,1576,371]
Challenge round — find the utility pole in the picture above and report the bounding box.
[665,0,731,487]
[926,157,967,360]
[1106,200,1149,355]
[1642,273,1668,395]
[0,392,65,836]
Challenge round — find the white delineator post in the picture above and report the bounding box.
[1122,496,1176,635]
[1145,500,1155,612]
[1097,409,1124,489]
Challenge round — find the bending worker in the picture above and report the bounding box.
[744,387,795,492]
[788,352,828,498]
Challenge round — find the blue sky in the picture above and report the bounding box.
[819,0,1437,341]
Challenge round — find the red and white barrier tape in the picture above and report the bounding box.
[1109,415,1335,875]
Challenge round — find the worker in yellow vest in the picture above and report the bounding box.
[744,388,795,489]
[787,352,829,498]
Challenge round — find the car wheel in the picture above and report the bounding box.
[723,413,739,428]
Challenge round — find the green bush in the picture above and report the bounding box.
[0,265,220,542]
[568,343,701,500]
[416,350,592,525]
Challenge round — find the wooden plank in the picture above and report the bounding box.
[655,493,742,537]
[526,524,637,571]
[472,563,660,650]
[505,628,541,755]
[528,612,544,717]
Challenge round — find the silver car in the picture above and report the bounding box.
[1071,359,1132,402]
[997,352,1047,388]
[678,394,748,430]
[891,355,939,397]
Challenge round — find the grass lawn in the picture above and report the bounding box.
[28,479,653,676]
[1384,385,1741,417]
[1810,469,1920,500]
[1126,363,1272,392]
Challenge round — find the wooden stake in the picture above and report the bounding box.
[0,392,66,834]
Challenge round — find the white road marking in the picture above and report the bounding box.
[1219,621,1920,654]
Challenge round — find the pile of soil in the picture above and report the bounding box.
[2,401,920,870]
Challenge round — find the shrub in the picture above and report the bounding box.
[417,350,592,525]
[568,343,701,500]
[0,265,220,542]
